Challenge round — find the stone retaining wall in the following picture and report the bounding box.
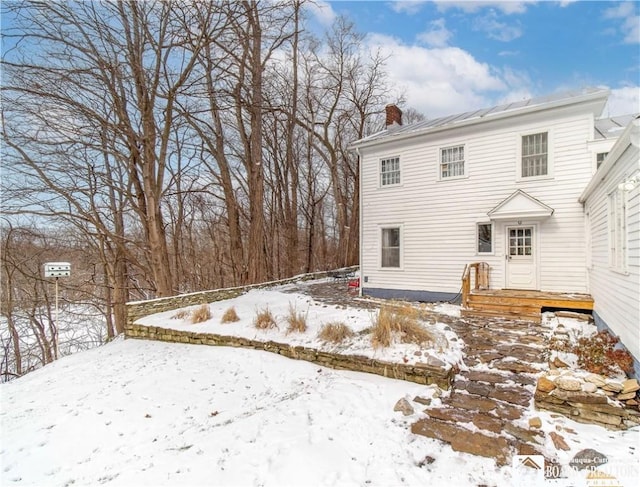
[534,374,640,430]
[125,323,455,389]
[125,267,358,325]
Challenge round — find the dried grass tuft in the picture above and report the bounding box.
[371,304,433,348]
[171,309,190,320]
[253,307,277,330]
[190,304,212,324]
[318,321,354,344]
[371,306,395,348]
[221,306,240,324]
[286,303,307,334]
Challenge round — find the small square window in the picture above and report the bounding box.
[380,157,400,186]
[477,223,492,254]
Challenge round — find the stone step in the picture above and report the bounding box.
[411,417,511,465]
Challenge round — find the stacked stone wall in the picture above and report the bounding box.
[125,324,454,389]
[126,267,358,325]
[534,373,640,430]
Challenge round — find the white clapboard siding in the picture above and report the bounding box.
[360,105,598,295]
[584,140,640,361]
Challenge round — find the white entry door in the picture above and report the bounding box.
[506,226,537,290]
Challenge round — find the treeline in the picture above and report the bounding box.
[1,0,403,343]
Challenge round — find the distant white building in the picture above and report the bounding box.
[351,88,639,368]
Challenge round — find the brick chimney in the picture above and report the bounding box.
[385,104,403,128]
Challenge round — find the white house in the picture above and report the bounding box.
[351,88,639,364]
[580,116,640,369]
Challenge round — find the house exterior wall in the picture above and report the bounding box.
[584,138,640,364]
[359,103,602,300]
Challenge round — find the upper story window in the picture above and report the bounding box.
[521,132,548,177]
[596,152,608,169]
[380,157,400,186]
[440,145,465,179]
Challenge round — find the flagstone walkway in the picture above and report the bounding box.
[293,281,552,464]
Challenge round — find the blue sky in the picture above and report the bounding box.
[308,0,640,118]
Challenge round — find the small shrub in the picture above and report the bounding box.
[221,306,240,324]
[253,307,277,330]
[171,309,189,320]
[318,322,355,344]
[573,330,634,376]
[371,304,433,348]
[190,304,212,324]
[286,303,307,334]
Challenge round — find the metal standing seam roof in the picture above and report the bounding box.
[354,87,610,146]
[594,114,638,140]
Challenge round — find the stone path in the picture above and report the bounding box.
[291,281,552,465]
[412,313,550,465]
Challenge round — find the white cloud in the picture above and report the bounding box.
[434,1,534,15]
[603,2,640,44]
[364,33,522,117]
[390,1,430,15]
[473,10,523,41]
[305,0,337,27]
[416,18,453,47]
[603,86,640,117]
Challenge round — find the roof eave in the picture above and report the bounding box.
[351,89,610,151]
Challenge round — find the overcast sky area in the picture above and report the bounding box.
[307,0,640,119]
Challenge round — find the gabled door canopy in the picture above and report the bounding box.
[488,190,554,220]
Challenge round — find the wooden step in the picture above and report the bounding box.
[467,292,593,310]
[461,308,541,323]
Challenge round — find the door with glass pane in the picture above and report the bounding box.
[505,226,537,289]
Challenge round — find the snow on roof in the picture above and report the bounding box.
[353,87,610,148]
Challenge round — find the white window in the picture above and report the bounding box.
[440,145,465,179]
[381,227,400,268]
[596,152,608,169]
[477,223,493,254]
[521,132,548,177]
[608,188,627,272]
[380,157,400,186]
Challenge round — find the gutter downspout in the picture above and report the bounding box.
[356,146,363,298]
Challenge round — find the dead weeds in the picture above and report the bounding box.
[318,322,355,344]
[221,306,240,324]
[253,307,277,330]
[371,304,433,348]
[286,303,308,334]
[190,304,212,324]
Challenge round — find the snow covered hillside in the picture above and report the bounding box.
[2,336,639,486]
[0,338,520,486]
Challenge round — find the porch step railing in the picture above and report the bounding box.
[461,262,490,308]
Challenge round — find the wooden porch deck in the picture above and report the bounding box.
[461,263,594,323]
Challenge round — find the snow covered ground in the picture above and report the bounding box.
[2,338,510,487]
[140,285,463,368]
[2,283,639,486]
[2,337,638,487]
